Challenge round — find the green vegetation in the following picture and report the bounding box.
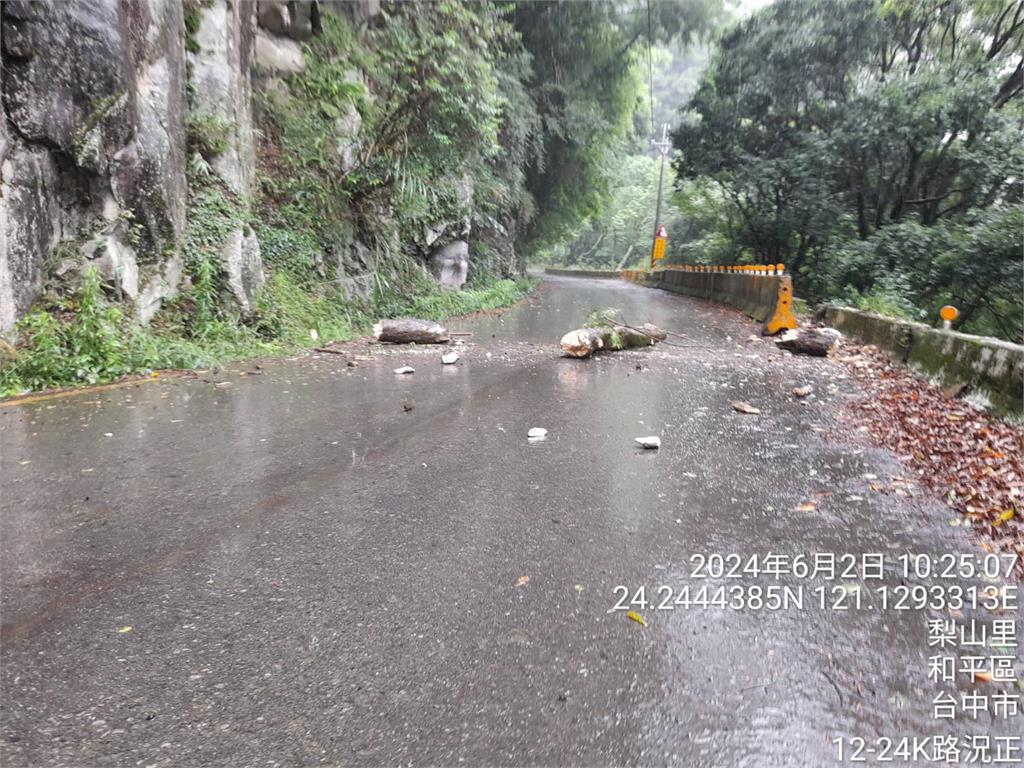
[1,158,534,396]
[0,263,534,396]
[186,113,232,160]
[2,4,537,396]
[584,308,626,328]
[671,0,1024,341]
[546,154,675,269]
[514,3,720,255]
[259,6,518,273]
[78,92,124,140]
[524,17,718,270]
[0,268,231,393]
[183,0,209,54]
[549,0,1021,343]
[7,0,1017,396]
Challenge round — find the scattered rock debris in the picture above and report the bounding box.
[441,352,460,365]
[793,385,813,398]
[776,327,840,357]
[528,427,548,440]
[731,401,761,415]
[635,436,661,449]
[393,366,415,375]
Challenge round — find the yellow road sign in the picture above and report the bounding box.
[652,237,667,262]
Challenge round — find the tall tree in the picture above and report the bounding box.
[513,0,722,252]
[673,0,1024,339]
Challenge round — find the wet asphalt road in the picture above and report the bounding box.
[1,275,1019,767]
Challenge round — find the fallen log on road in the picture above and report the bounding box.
[560,324,665,358]
[637,323,668,341]
[373,318,450,344]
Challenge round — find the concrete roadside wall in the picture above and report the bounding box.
[654,270,784,323]
[620,269,657,285]
[544,267,621,279]
[821,305,1024,415]
[621,268,796,334]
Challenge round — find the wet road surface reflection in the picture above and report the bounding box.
[1,276,1018,766]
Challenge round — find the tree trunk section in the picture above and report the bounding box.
[560,324,664,358]
[373,318,450,344]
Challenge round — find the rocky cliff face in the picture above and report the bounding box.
[1,0,189,328]
[190,0,257,198]
[0,0,466,334]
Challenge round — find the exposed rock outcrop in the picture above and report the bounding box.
[324,0,381,27]
[333,70,363,172]
[258,0,318,40]
[429,240,469,290]
[0,0,463,339]
[1,0,188,329]
[189,0,257,196]
[254,30,306,74]
[0,0,272,332]
[219,226,264,312]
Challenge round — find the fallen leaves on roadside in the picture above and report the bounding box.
[795,502,817,513]
[731,401,761,415]
[626,610,647,627]
[516,575,530,587]
[117,626,133,634]
[793,386,813,398]
[836,343,1024,575]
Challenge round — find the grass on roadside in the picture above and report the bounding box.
[0,269,536,397]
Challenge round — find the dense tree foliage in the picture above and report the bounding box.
[513,0,721,253]
[260,0,721,279]
[261,2,526,281]
[672,0,1024,340]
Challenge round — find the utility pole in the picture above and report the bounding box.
[650,123,672,269]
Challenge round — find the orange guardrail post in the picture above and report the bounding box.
[763,274,798,335]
